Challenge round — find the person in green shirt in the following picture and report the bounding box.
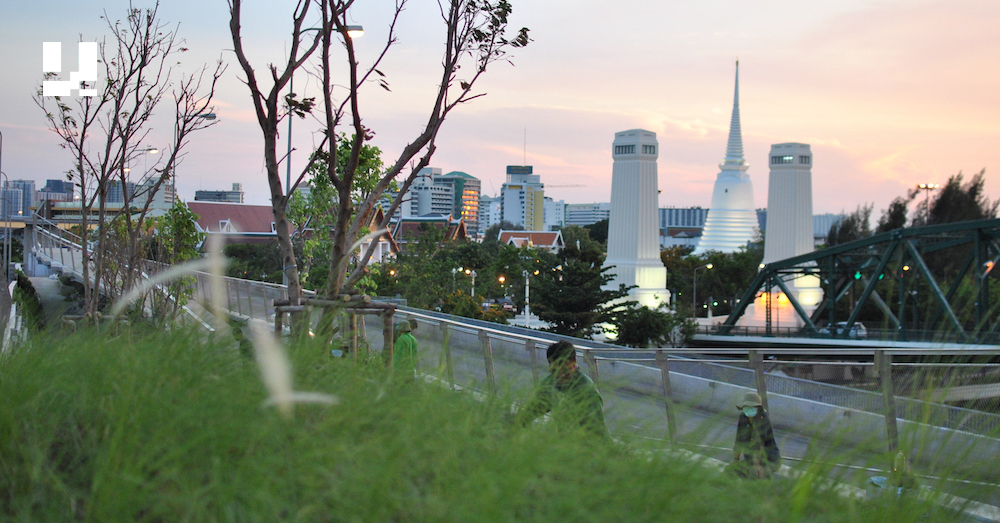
[517,340,610,441]
[393,320,418,379]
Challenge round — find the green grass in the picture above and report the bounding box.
[0,327,963,522]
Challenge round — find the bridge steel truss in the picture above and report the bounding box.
[719,219,1000,343]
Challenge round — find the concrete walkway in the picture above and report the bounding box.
[29,276,77,327]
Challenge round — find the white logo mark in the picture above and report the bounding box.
[43,42,98,97]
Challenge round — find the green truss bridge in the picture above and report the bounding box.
[709,218,1000,346]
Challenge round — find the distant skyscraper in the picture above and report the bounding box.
[604,129,669,308]
[436,171,481,235]
[501,166,544,230]
[106,181,136,204]
[694,62,758,255]
[6,180,36,216]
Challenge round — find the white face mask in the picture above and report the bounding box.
[742,407,758,418]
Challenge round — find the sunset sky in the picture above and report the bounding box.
[2,0,998,218]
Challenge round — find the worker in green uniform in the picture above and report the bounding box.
[517,340,610,441]
[393,320,418,379]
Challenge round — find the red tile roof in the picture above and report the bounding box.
[498,230,563,250]
[187,202,277,234]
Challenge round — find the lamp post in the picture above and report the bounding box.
[466,268,477,296]
[693,263,713,317]
[452,267,460,289]
[0,130,8,282]
[0,170,9,283]
[498,275,506,298]
[522,269,537,328]
[917,183,939,225]
[285,25,363,196]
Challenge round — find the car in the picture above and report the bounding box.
[819,321,868,339]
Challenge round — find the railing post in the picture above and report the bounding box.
[478,329,497,395]
[749,350,769,411]
[382,312,394,368]
[875,349,900,453]
[582,350,600,388]
[655,350,678,445]
[525,340,539,385]
[440,322,454,387]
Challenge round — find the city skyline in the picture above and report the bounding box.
[1,0,998,219]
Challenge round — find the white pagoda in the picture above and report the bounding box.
[694,62,758,255]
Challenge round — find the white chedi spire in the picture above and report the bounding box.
[693,62,758,255]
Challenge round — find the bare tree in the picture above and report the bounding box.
[36,1,224,317]
[229,0,529,306]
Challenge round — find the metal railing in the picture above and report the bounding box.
[26,223,1000,449]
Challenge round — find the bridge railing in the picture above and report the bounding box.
[187,272,1000,444]
[699,323,995,345]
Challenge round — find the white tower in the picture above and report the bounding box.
[763,143,814,263]
[694,62,758,255]
[604,129,669,308]
[763,143,822,308]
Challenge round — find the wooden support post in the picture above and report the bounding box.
[526,340,539,385]
[655,350,678,445]
[582,350,600,388]
[349,312,358,355]
[875,350,900,453]
[440,322,454,387]
[478,329,497,395]
[273,308,283,336]
[749,350,769,411]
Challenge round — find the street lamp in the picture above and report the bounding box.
[917,183,939,225]
[522,269,538,328]
[693,263,713,317]
[465,268,477,296]
[285,25,363,196]
[498,275,506,298]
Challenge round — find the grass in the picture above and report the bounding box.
[0,326,967,522]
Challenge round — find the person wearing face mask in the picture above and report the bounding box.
[516,340,610,441]
[728,392,781,479]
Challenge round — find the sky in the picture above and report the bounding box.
[1,0,999,218]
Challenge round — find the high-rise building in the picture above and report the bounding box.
[5,180,35,216]
[604,129,669,308]
[407,167,455,217]
[0,188,23,219]
[500,166,544,230]
[694,62,758,255]
[565,202,611,227]
[195,183,245,203]
[544,197,565,231]
[436,171,481,235]
[37,179,75,204]
[477,195,501,234]
[106,181,136,204]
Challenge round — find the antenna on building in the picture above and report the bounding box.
[523,128,527,165]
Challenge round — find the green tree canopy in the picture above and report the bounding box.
[532,244,632,338]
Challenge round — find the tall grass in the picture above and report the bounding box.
[0,327,957,522]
